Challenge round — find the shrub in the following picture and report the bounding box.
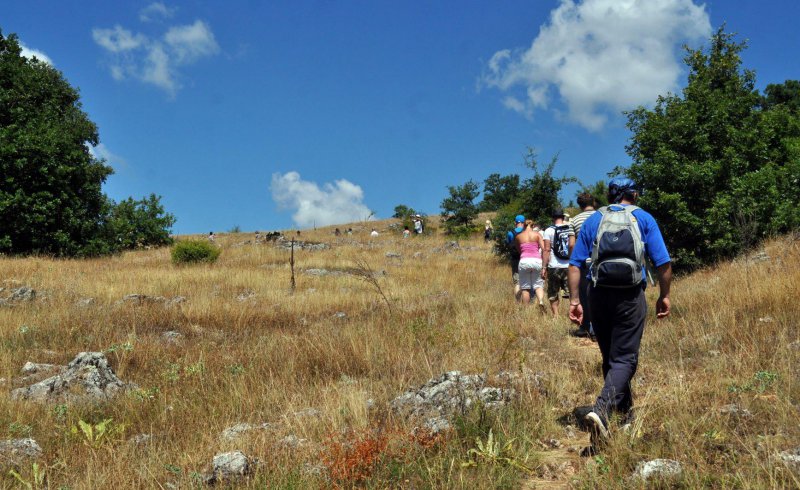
[171,240,220,265]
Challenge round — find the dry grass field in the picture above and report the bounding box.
[0,219,798,489]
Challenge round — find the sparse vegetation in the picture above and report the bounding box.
[170,239,221,264]
[0,223,797,488]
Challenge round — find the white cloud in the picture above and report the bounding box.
[139,2,177,23]
[87,143,127,169]
[92,25,146,53]
[270,172,375,228]
[481,0,711,130]
[164,20,219,64]
[19,42,53,65]
[92,20,219,97]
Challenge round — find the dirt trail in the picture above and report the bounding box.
[523,334,598,488]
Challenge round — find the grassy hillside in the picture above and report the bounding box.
[0,220,798,488]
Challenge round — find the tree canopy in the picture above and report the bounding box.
[0,30,175,256]
[440,180,480,236]
[624,28,800,270]
[478,173,520,212]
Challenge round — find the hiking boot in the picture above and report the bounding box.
[572,405,594,429]
[584,411,609,447]
[571,327,591,338]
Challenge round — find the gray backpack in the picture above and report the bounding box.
[590,205,646,288]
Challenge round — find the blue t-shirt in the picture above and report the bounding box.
[569,205,671,283]
[506,226,524,244]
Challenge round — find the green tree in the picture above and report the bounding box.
[518,149,576,227]
[105,194,176,250]
[440,180,480,236]
[763,80,800,113]
[392,204,416,219]
[479,173,520,212]
[624,28,800,270]
[0,31,113,255]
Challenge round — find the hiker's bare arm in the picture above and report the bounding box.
[567,265,583,325]
[542,239,551,270]
[656,262,672,319]
[568,235,575,254]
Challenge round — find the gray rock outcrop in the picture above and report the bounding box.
[779,447,800,470]
[0,286,37,307]
[0,438,42,466]
[206,451,253,484]
[632,459,683,481]
[391,371,523,433]
[11,352,134,403]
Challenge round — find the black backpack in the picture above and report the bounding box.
[550,224,572,260]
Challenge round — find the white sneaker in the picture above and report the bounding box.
[584,411,609,445]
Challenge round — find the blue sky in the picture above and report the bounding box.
[5,1,800,233]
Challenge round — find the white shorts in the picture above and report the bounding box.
[518,258,543,291]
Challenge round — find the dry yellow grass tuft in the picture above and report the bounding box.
[0,221,798,488]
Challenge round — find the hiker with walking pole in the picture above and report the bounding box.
[567,178,672,450]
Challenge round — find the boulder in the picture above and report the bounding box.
[0,286,37,307]
[0,438,42,467]
[390,371,521,432]
[779,447,800,470]
[21,362,61,376]
[632,459,683,481]
[207,451,253,484]
[11,352,134,403]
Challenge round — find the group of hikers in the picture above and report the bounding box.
[508,177,673,450]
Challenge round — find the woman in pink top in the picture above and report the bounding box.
[514,220,545,307]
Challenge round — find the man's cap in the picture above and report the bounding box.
[515,214,525,223]
[551,207,565,218]
[608,177,639,203]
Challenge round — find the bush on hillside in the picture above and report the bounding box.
[171,240,220,265]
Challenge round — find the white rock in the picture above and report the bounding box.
[633,459,683,481]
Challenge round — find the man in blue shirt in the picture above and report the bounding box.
[567,178,673,448]
[507,215,526,301]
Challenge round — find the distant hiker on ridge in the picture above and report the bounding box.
[484,220,494,243]
[568,178,672,450]
[413,215,424,235]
